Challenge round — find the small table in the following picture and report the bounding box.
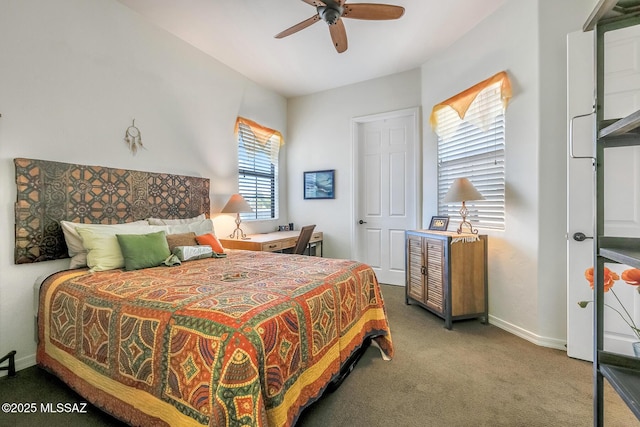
[220,230,323,256]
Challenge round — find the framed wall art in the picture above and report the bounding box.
[304,170,335,200]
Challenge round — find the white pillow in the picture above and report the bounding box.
[60,221,149,269]
[147,214,206,225]
[173,245,213,261]
[76,225,164,272]
[164,219,215,237]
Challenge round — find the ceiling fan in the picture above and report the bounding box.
[275,0,405,53]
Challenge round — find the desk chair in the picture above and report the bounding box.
[292,225,316,255]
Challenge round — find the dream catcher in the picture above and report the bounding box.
[124,119,144,154]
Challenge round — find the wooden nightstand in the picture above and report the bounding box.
[405,230,487,329]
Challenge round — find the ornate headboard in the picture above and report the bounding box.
[14,158,210,264]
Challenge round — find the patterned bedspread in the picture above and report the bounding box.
[37,250,393,426]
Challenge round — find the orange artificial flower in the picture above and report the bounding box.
[584,267,619,292]
[581,266,640,341]
[622,268,640,287]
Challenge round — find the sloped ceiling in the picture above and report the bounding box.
[117,0,507,98]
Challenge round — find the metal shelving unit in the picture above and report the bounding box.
[585,1,640,424]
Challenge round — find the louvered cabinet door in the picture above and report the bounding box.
[405,233,425,302]
[424,238,444,312]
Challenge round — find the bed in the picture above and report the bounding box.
[16,158,394,426]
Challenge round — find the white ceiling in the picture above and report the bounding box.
[117,0,507,98]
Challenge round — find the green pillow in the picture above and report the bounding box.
[116,231,171,271]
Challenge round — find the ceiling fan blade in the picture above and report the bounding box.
[275,14,321,39]
[300,0,326,6]
[343,3,405,20]
[328,18,348,53]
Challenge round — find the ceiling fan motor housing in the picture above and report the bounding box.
[317,4,344,25]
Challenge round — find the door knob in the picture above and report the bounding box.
[358,220,367,224]
[572,232,593,241]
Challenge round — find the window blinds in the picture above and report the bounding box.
[434,77,508,230]
[235,118,282,220]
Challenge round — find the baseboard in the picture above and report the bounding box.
[0,352,35,378]
[489,315,567,351]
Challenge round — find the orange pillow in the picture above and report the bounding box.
[196,233,224,254]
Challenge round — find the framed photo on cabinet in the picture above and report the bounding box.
[429,215,449,231]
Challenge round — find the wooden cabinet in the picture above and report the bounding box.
[405,230,487,329]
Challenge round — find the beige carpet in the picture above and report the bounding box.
[297,284,638,427]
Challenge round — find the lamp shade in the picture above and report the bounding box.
[442,178,485,203]
[221,194,253,213]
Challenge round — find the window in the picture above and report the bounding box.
[431,72,511,231]
[235,117,283,221]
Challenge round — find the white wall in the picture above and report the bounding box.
[0,0,286,373]
[422,0,594,347]
[286,69,421,260]
[537,0,593,343]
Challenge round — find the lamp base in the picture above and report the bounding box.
[457,201,479,235]
[228,213,251,240]
[456,220,479,235]
[229,228,251,240]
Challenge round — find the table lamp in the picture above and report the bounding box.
[221,194,253,239]
[442,178,485,234]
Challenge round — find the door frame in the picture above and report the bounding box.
[350,106,422,264]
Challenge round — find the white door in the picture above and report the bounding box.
[567,28,640,361]
[353,108,420,286]
[567,30,596,361]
